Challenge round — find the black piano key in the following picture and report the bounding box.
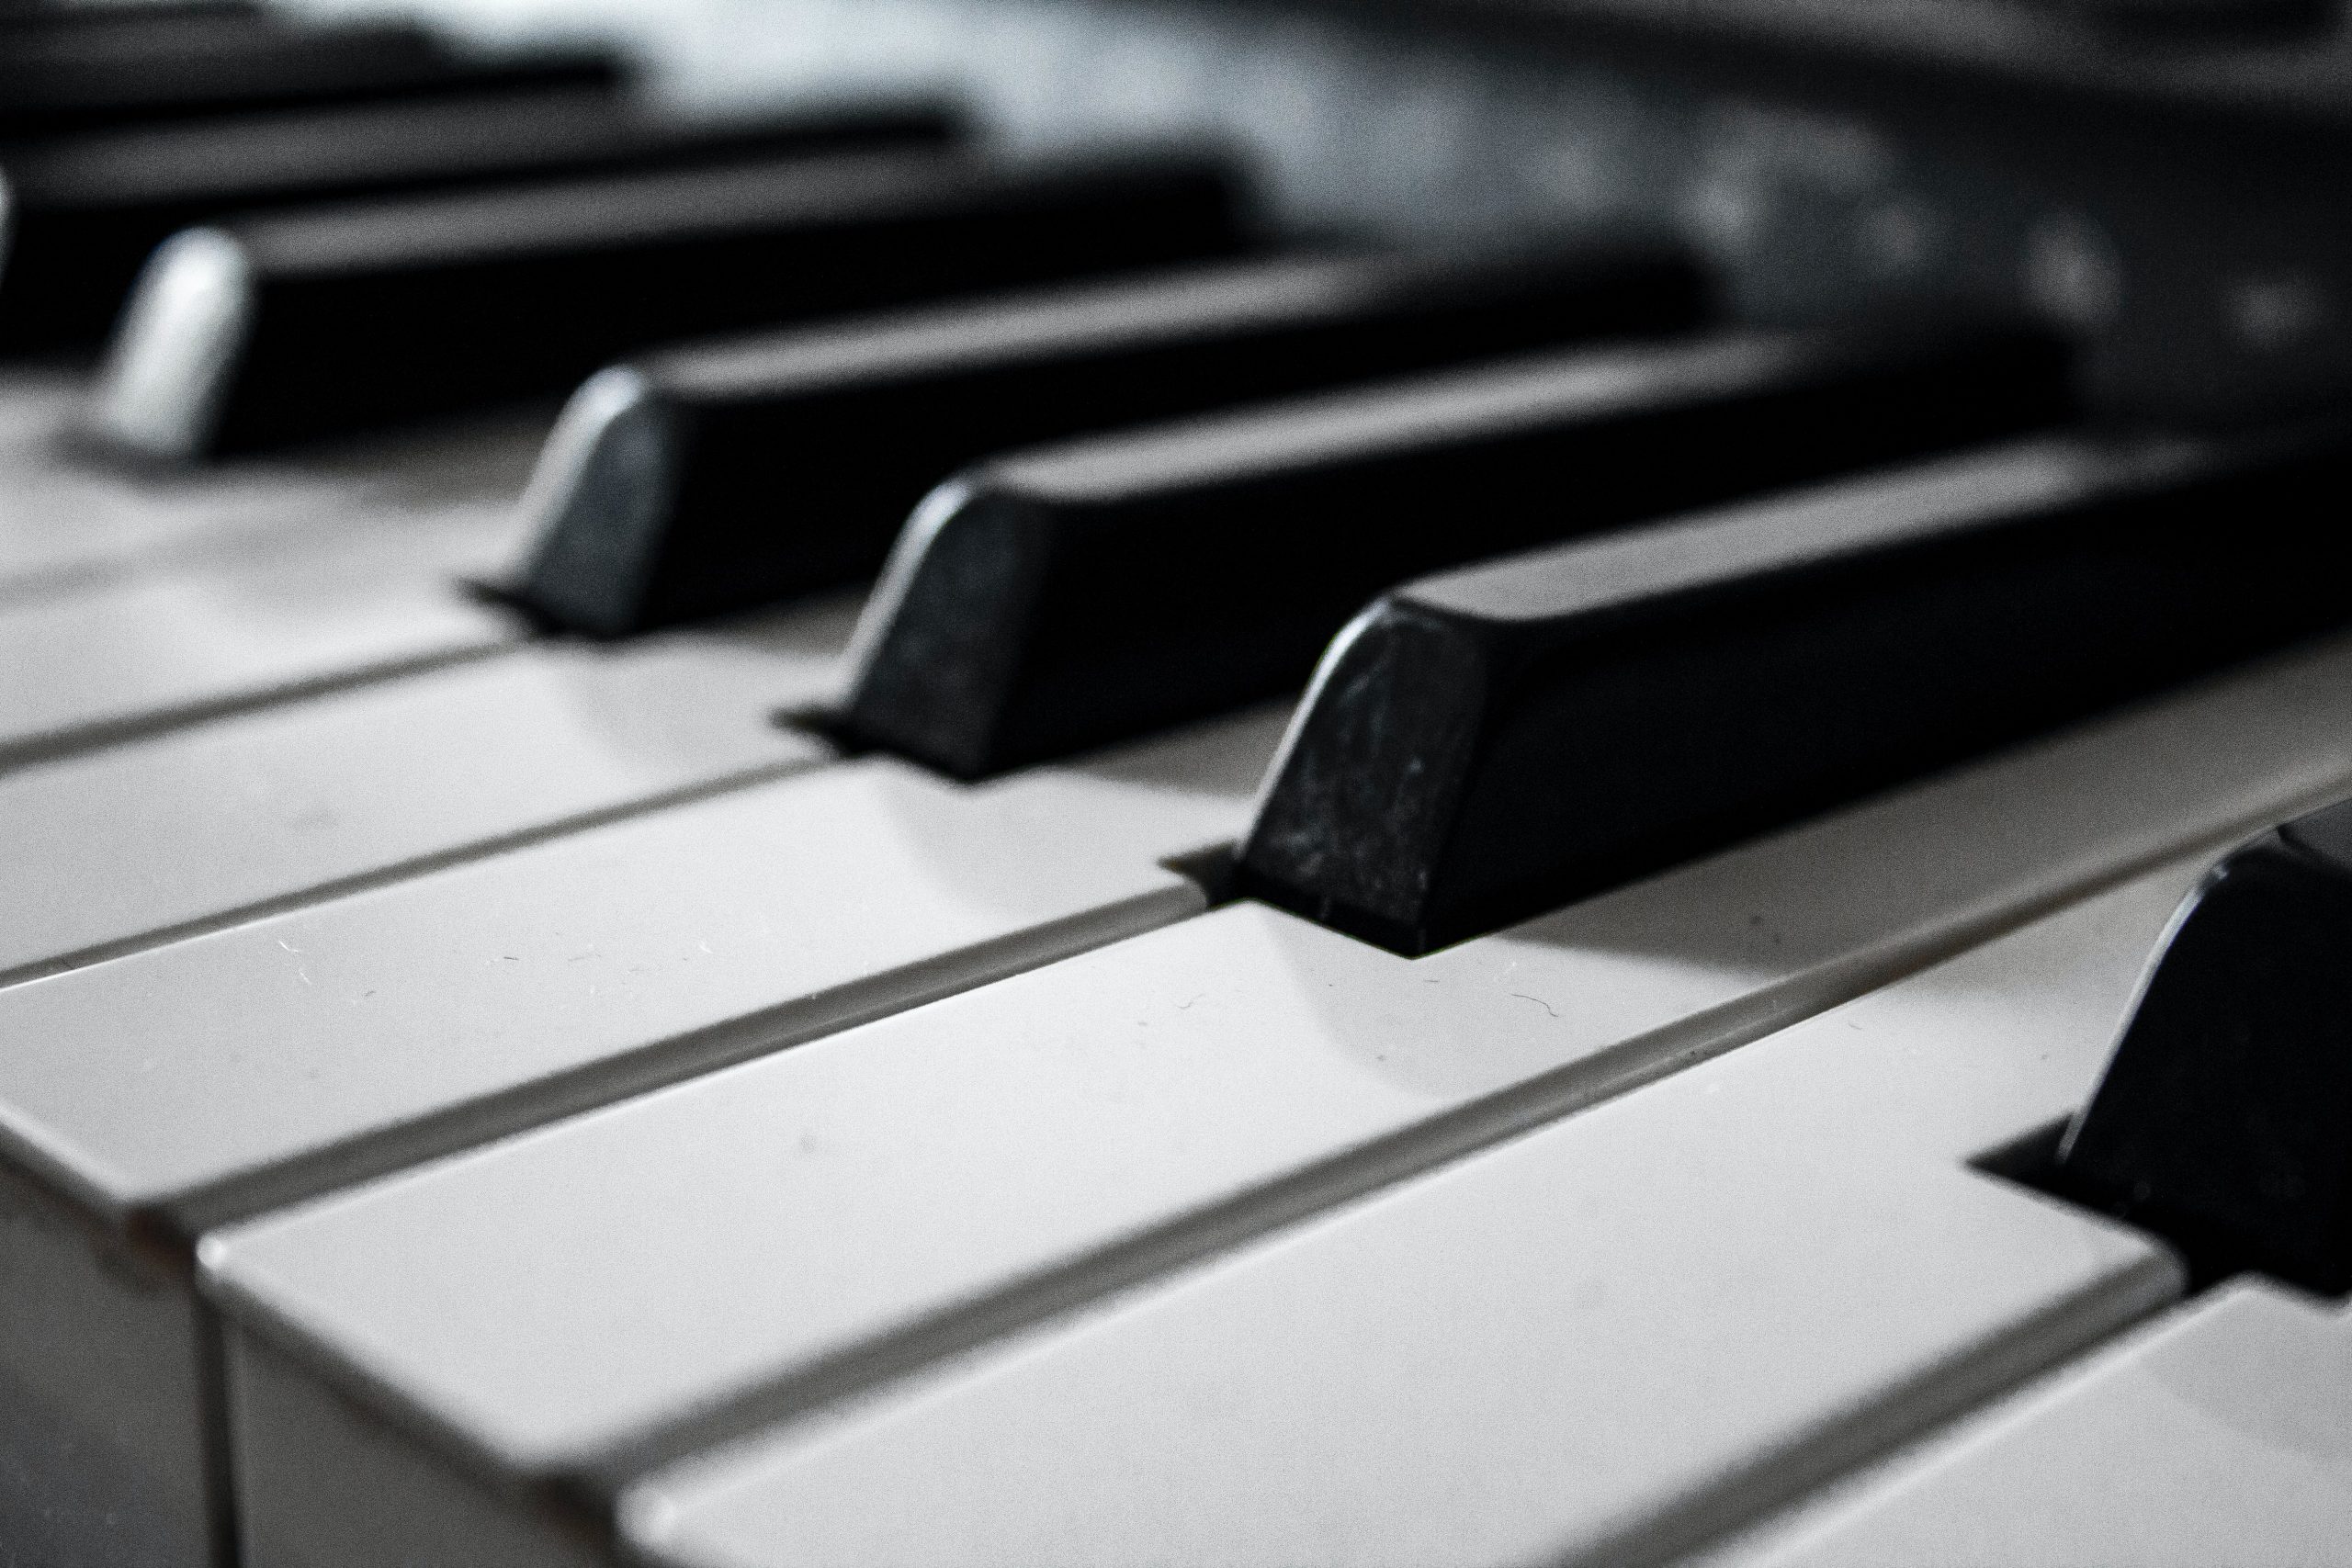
[835,322,2072,782]
[0,89,962,353]
[1236,425,2352,955]
[2054,795,2352,1294]
[514,240,1713,637]
[0,16,618,141]
[0,3,277,62]
[0,2,256,42]
[88,146,1250,458]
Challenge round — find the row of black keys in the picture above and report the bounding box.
[11,0,2352,1305]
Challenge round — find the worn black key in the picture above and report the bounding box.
[1235,425,2352,954]
[89,146,1248,458]
[0,16,616,140]
[835,322,2071,782]
[0,89,961,352]
[2055,793,2352,1294]
[514,240,1711,636]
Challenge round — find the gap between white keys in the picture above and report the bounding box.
[1696,1278,2352,1567]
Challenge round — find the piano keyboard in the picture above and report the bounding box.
[5,1,2352,1564]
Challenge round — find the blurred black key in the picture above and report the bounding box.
[2056,793,2352,1294]
[2041,0,2331,32]
[90,146,1249,458]
[515,240,1711,636]
[1238,426,2352,954]
[836,322,2071,782]
[0,16,617,140]
[0,89,961,351]
[0,2,256,43]
[0,4,270,61]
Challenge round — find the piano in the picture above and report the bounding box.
[3,1,2350,1564]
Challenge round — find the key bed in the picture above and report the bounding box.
[4,1,2351,1564]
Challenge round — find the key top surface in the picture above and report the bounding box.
[0,704,1281,1232]
[0,366,544,604]
[1702,1281,2352,1568]
[0,598,854,986]
[195,629,2352,1534]
[0,87,962,351]
[0,498,531,770]
[513,240,1712,633]
[1240,429,2352,953]
[92,145,1250,457]
[837,322,2071,778]
[603,857,2206,1568]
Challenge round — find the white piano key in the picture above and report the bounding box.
[0,704,1276,1230]
[198,634,2352,1564]
[0,595,858,986]
[1697,1280,2352,1568]
[0,501,532,769]
[616,854,2205,1568]
[0,701,1276,1568]
[0,367,546,606]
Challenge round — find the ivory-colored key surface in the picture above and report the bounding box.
[1702,1281,2352,1567]
[0,596,857,986]
[0,367,545,606]
[0,500,532,769]
[0,705,1278,1229]
[612,855,2206,1568]
[0,702,1277,1567]
[198,635,2352,1566]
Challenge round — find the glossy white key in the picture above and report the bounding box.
[0,703,1275,1568]
[0,503,531,769]
[0,596,857,986]
[0,367,546,606]
[199,636,2352,1565]
[1702,1280,2352,1568]
[616,854,2206,1568]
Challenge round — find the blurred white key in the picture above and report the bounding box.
[1701,1280,2352,1568]
[0,702,1276,1568]
[0,367,547,607]
[613,856,2203,1568]
[0,596,857,986]
[198,636,2352,1566]
[0,505,531,769]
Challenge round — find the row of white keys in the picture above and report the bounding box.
[0,594,858,986]
[198,631,2352,1563]
[0,696,1282,1235]
[0,359,560,770]
[0,700,1280,1566]
[1698,1280,2352,1566]
[615,845,2211,1568]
